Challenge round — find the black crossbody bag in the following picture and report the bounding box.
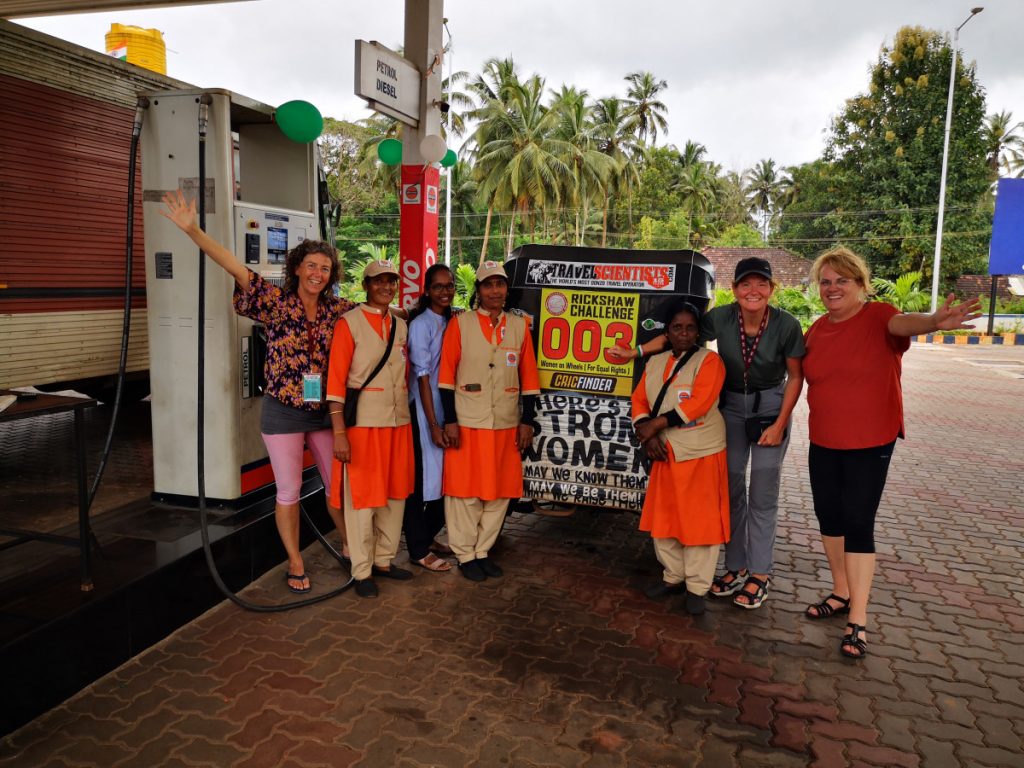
[648,348,699,420]
[343,317,397,427]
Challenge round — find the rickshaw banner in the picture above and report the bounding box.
[536,288,638,397]
[525,260,676,291]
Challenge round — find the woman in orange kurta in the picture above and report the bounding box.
[632,301,729,615]
[438,261,540,582]
[327,260,414,599]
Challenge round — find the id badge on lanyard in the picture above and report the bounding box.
[302,373,323,403]
[302,318,323,403]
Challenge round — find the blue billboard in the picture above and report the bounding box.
[989,178,1024,275]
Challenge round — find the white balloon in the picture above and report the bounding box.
[419,134,447,164]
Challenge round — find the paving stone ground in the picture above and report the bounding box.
[2,342,1022,767]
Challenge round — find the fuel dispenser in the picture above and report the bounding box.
[141,89,321,504]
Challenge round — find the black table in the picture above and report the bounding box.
[0,390,98,591]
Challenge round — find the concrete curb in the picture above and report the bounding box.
[912,332,1024,345]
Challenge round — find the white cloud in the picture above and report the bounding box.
[17,0,1024,171]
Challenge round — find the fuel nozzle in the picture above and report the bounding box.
[198,93,213,138]
[131,96,150,139]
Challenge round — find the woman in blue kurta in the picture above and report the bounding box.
[402,264,457,571]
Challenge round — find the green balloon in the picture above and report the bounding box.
[377,138,403,166]
[275,100,323,143]
[441,149,457,168]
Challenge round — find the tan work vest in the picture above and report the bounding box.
[342,306,410,428]
[453,309,526,430]
[643,347,726,462]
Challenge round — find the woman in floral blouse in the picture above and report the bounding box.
[161,190,351,594]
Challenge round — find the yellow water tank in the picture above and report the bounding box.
[105,24,167,75]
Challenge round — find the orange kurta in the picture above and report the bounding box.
[439,312,540,501]
[632,351,729,545]
[326,310,413,509]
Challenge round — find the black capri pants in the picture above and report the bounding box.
[808,440,896,554]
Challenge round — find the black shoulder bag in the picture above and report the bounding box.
[343,317,397,427]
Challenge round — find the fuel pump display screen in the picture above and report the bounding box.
[267,227,288,264]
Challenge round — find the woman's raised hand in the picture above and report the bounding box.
[606,344,637,362]
[933,294,983,332]
[158,189,199,235]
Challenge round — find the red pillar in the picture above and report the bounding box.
[398,163,440,311]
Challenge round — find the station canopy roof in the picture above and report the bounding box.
[1,0,250,19]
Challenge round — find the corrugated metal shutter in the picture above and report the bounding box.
[0,21,193,314]
[0,21,193,386]
[0,72,147,312]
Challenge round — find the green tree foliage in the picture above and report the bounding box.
[319,118,391,224]
[776,159,844,255]
[823,26,991,282]
[771,286,825,329]
[333,35,1009,282]
[710,223,766,247]
[629,146,684,224]
[871,271,930,311]
[632,210,692,250]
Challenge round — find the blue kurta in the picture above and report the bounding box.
[408,309,446,501]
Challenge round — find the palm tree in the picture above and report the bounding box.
[678,140,708,170]
[674,162,718,216]
[440,68,474,141]
[471,73,569,258]
[983,111,1024,179]
[592,97,642,245]
[356,113,402,193]
[714,169,752,229]
[872,271,929,311]
[548,87,615,245]
[441,159,479,264]
[744,158,791,240]
[453,263,477,307]
[623,71,669,146]
[464,57,524,261]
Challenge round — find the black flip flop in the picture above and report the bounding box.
[285,572,311,594]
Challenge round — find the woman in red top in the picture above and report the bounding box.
[802,247,979,658]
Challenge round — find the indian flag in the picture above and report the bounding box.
[108,42,128,61]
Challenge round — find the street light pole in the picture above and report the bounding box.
[443,17,453,266]
[930,6,983,312]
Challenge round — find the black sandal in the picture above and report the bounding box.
[840,623,868,659]
[733,575,769,610]
[805,593,850,620]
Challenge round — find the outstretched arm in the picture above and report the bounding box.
[607,334,668,362]
[159,189,248,289]
[888,294,982,337]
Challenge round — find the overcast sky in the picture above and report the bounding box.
[19,0,1024,172]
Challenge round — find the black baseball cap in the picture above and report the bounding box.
[734,257,773,282]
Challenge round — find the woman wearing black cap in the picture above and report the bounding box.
[612,257,804,609]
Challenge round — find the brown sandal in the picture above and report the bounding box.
[806,594,850,620]
[413,553,452,572]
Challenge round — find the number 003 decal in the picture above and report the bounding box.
[541,318,633,364]
[536,289,639,397]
